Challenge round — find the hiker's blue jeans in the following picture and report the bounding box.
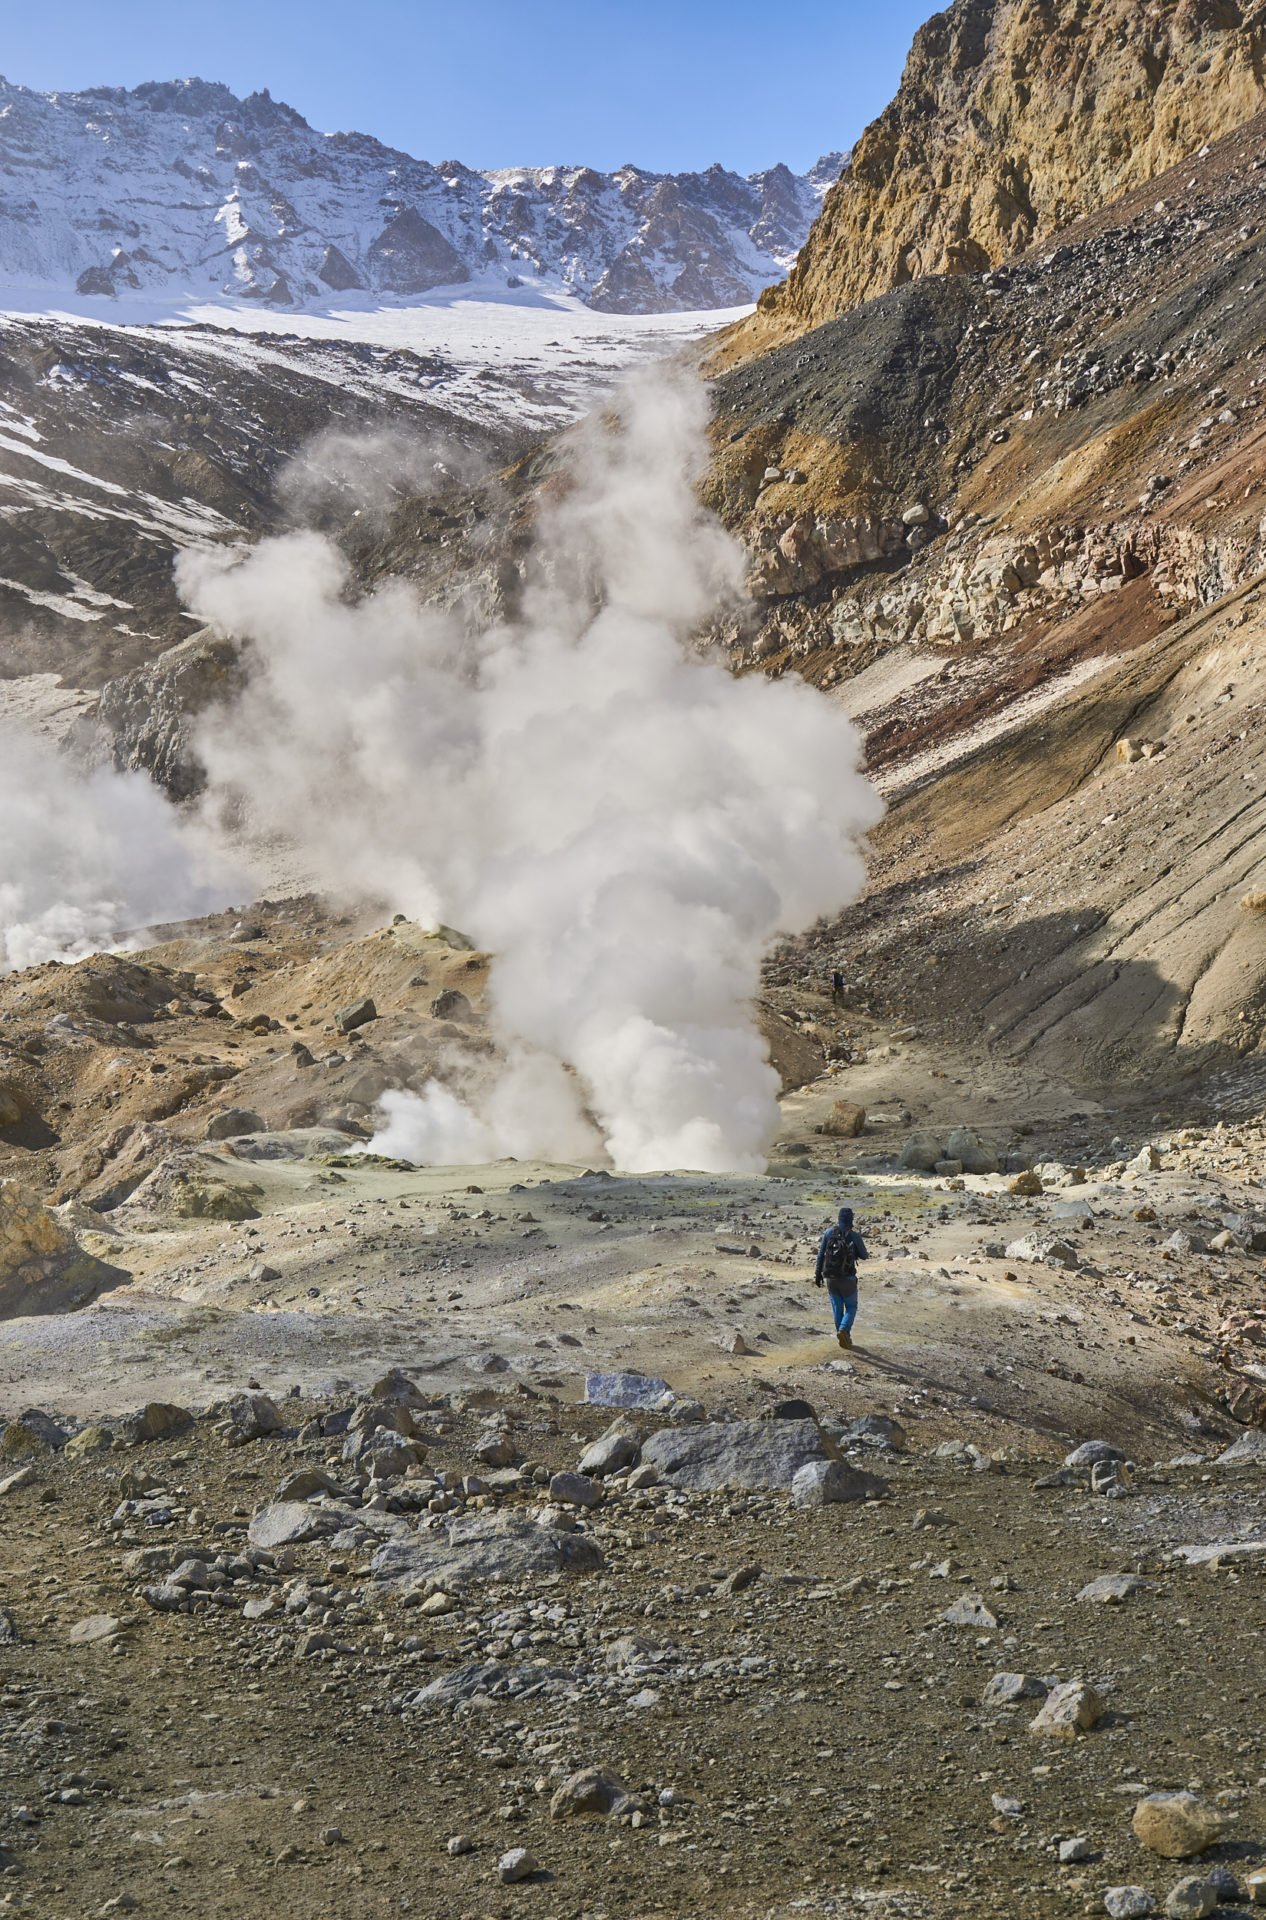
[829,1289,858,1335]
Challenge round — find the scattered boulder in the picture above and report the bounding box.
[225,1393,284,1443]
[1105,1892,1157,1919]
[983,1672,1047,1707]
[899,1131,943,1172]
[68,1614,130,1647]
[206,1108,266,1141]
[335,997,377,1035]
[585,1371,672,1410]
[791,1459,888,1506]
[843,1413,906,1452]
[945,1126,999,1174]
[498,1847,538,1885]
[1164,1879,1216,1919]
[1009,1169,1044,1196]
[371,1510,603,1589]
[0,1408,67,1458]
[247,1501,349,1551]
[1077,1574,1151,1605]
[1005,1233,1080,1269]
[942,1594,999,1628]
[1214,1430,1266,1468]
[820,1100,866,1139]
[1132,1792,1223,1860]
[1065,1441,1126,1469]
[547,1471,601,1510]
[0,1178,128,1317]
[1029,1680,1104,1739]
[549,1767,634,1820]
[430,989,472,1022]
[577,1420,640,1478]
[117,1402,193,1447]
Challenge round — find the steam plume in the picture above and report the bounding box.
[179,368,882,1172]
[0,724,242,972]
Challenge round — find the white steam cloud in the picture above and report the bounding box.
[0,724,243,972]
[178,369,882,1173]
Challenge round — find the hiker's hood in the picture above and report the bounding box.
[837,1207,854,1230]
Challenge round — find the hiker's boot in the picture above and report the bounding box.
[837,1329,852,1350]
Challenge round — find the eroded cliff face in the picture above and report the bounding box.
[722,0,1266,362]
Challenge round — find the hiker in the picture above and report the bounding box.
[814,1204,869,1348]
[831,969,845,1007]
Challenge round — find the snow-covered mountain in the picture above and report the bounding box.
[0,76,843,314]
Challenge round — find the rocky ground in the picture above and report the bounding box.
[1,902,1265,1919]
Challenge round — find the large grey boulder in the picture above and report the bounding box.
[371,1511,603,1590]
[640,1418,834,1492]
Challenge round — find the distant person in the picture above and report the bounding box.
[814,1205,869,1349]
[831,970,845,1007]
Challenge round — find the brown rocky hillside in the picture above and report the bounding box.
[719,0,1266,363]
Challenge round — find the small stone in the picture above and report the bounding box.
[943,1594,998,1629]
[420,1591,456,1617]
[1066,1443,1127,1471]
[1077,1574,1150,1605]
[1010,1170,1044,1196]
[547,1470,601,1509]
[320,1826,345,1846]
[983,1672,1047,1707]
[1164,1877,1216,1919]
[447,1834,474,1856]
[1133,1792,1223,1860]
[549,1766,632,1819]
[577,1420,639,1478]
[498,1846,538,1884]
[295,1629,334,1657]
[68,1614,128,1646]
[334,996,377,1034]
[1245,1867,1266,1906]
[718,1564,762,1596]
[206,1107,266,1140]
[1029,1680,1104,1740]
[791,1459,887,1507]
[1105,1892,1156,1919]
[1059,1836,1093,1863]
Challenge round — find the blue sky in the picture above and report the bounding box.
[3,1,936,174]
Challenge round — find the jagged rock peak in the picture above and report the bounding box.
[733,0,1266,350]
[0,73,841,314]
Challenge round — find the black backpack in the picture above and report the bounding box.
[821,1227,857,1290]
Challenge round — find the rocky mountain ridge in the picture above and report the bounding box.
[724,0,1266,360]
[0,74,841,315]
